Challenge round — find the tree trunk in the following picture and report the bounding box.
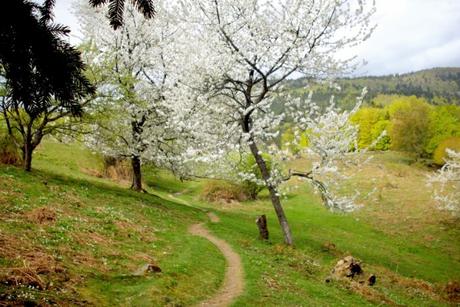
[256,215,269,240]
[23,144,33,172]
[131,155,143,192]
[23,128,33,172]
[248,142,293,245]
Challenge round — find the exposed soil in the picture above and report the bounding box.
[189,213,244,307]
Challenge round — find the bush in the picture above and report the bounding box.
[0,135,21,165]
[433,137,460,165]
[200,180,248,203]
[103,156,132,181]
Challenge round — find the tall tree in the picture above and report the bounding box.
[79,2,186,192]
[178,0,375,245]
[0,0,94,171]
[388,96,431,157]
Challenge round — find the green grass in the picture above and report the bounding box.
[1,140,459,306]
[148,151,460,306]
[0,141,225,306]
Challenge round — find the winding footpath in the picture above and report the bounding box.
[189,212,244,307]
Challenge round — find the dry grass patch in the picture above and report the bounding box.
[114,220,156,243]
[72,231,113,247]
[443,281,460,303]
[0,232,67,291]
[2,251,65,290]
[80,167,104,178]
[25,207,57,225]
[201,180,248,203]
[347,281,396,305]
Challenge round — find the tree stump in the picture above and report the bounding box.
[256,215,269,240]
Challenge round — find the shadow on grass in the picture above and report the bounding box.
[1,165,203,216]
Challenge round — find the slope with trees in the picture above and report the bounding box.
[284,67,460,109]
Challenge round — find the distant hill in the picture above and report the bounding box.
[284,67,460,109]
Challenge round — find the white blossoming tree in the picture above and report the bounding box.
[282,89,381,212]
[78,1,185,192]
[177,0,375,245]
[427,149,460,214]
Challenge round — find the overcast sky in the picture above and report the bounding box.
[53,0,460,76]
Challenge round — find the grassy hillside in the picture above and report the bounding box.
[1,140,459,306]
[0,142,226,306]
[152,152,460,306]
[284,67,460,109]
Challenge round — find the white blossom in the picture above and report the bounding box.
[427,149,460,214]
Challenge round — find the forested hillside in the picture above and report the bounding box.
[285,67,460,108]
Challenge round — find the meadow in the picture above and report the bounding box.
[1,140,459,306]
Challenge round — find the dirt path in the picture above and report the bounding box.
[189,213,244,307]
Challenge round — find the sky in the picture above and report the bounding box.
[52,0,460,77]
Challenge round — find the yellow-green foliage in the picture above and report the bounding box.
[280,126,309,154]
[371,94,405,107]
[387,96,431,156]
[433,137,460,165]
[353,95,460,158]
[425,105,460,155]
[350,107,390,150]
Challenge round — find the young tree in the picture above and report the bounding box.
[178,0,375,245]
[79,2,184,192]
[427,149,460,215]
[0,1,94,171]
[284,90,379,212]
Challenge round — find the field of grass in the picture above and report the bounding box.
[0,142,225,305]
[1,140,459,306]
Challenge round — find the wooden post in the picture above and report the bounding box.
[256,215,269,240]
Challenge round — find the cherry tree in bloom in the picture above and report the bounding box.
[282,89,380,212]
[427,150,460,215]
[78,1,186,192]
[178,0,375,245]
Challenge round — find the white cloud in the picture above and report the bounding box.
[52,0,460,76]
[350,0,460,75]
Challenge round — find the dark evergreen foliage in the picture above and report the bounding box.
[89,0,155,29]
[284,67,460,109]
[0,0,94,119]
[0,0,95,171]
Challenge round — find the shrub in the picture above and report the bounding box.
[102,156,132,181]
[433,137,460,166]
[200,180,248,203]
[0,135,21,165]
